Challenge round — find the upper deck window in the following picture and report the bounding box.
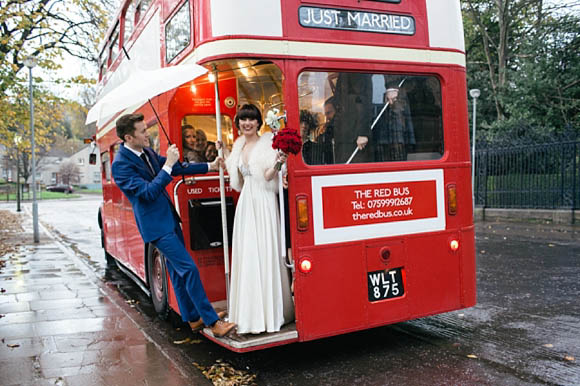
[123,1,136,40]
[135,0,151,25]
[298,71,443,165]
[165,0,191,63]
[108,23,120,66]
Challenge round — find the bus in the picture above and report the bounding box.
[93,0,475,352]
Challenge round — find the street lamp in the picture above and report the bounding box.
[469,88,481,208]
[24,56,39,243]
[14,135,21,212]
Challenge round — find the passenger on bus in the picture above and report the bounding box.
[319,97,337,163]
[300,109,322,165]
[225,103,295,334]
[182,125,208,162]
[205,141,218,162]
[332,73,373,163]
[112,113,236,337]
[372,81,416,162]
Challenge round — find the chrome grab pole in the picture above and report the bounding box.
[213,67,230,311]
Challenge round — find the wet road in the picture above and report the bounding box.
[20,196,580,385]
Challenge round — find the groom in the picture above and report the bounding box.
[111,113,235,337]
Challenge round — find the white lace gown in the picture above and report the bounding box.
[226,133,294,334]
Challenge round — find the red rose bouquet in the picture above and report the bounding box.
[272,128,302,170]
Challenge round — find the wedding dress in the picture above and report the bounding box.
[225,132,294,334]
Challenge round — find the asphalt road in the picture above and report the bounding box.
[13,195,580,385]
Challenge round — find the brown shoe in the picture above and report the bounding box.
[189,311,227,332]
[211,320,236,337]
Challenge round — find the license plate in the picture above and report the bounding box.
[367,267,405,301]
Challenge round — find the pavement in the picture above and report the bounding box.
[0,207,203,386]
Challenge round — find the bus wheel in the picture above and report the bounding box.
[147,245,169,320]
[101,228,115,266]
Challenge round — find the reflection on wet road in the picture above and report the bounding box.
[33,196,580,385]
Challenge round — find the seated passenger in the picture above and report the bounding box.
[205,141,218,162]
[373,82,416,162]
[182,125,208,162]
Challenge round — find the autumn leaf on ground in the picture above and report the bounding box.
[548,244,555,247]
[564,356,575,361]
[195,359,257,386]
[174,338,192,345]
[7,344,20,348]
[543,344,554,348]
[467,354,478,359]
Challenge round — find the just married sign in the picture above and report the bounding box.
[299,6,415,35]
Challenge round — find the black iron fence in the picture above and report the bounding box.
[474,141,580,209]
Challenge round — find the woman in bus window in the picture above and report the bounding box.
[225,103,294,334]
[182,125,208,162]
[205,141,218,162]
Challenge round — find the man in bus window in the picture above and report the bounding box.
[112,113,236,337]
[332,73,373,163]
[373,81,416,162]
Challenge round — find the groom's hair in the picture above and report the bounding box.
[116,113,144,141]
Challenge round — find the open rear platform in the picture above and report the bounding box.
[201,301,298,352]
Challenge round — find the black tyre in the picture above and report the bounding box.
[147,245,170,320]
[100,223,115,266]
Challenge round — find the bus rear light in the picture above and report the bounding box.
[298,258,312,274]
[447,184,457,215]
[449,239,460,252]
[296,195,309,231]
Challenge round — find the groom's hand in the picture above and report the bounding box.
[209,156,224,172]
[164,144,180,169]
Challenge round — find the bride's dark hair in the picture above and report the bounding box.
[235,104,263,130]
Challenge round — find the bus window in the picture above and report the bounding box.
[123,1,136,41]
[165,0,191,63]
[108,23,120,66]
[147,123,160,153]
[298,71,443,165]
[181,115,234,162]
[101,151,111,182]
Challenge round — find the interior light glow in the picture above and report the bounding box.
[190,84,196,93]
[208,72,216,83]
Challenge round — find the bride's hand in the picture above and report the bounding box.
[277,151,288,164]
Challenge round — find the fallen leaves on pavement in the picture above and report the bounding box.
[193,359,257,386]
[173,337,202,345]
[0,210,23,257]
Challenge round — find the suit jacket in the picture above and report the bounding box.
[112,143,208,243]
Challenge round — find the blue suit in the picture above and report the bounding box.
[112,143,219,325]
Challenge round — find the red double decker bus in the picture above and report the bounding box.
[93,0,475,352]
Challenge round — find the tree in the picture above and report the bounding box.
[0,0,112,95]
[0,82,65,183]
[463,0,580,143]
[58,160,80,185]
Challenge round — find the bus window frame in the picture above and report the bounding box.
[294,66,446,168]
[164,0,192,64]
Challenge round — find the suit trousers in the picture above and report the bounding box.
[152,224,219,326]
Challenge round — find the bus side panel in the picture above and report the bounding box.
[460,226,476,307]
[294,244,367,341]
[405,232,462,318]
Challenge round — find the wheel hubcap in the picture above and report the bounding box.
[152,250,164,301]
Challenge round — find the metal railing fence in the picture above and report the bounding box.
[474,141,579,209]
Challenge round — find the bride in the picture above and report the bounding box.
[225,103,295,334]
